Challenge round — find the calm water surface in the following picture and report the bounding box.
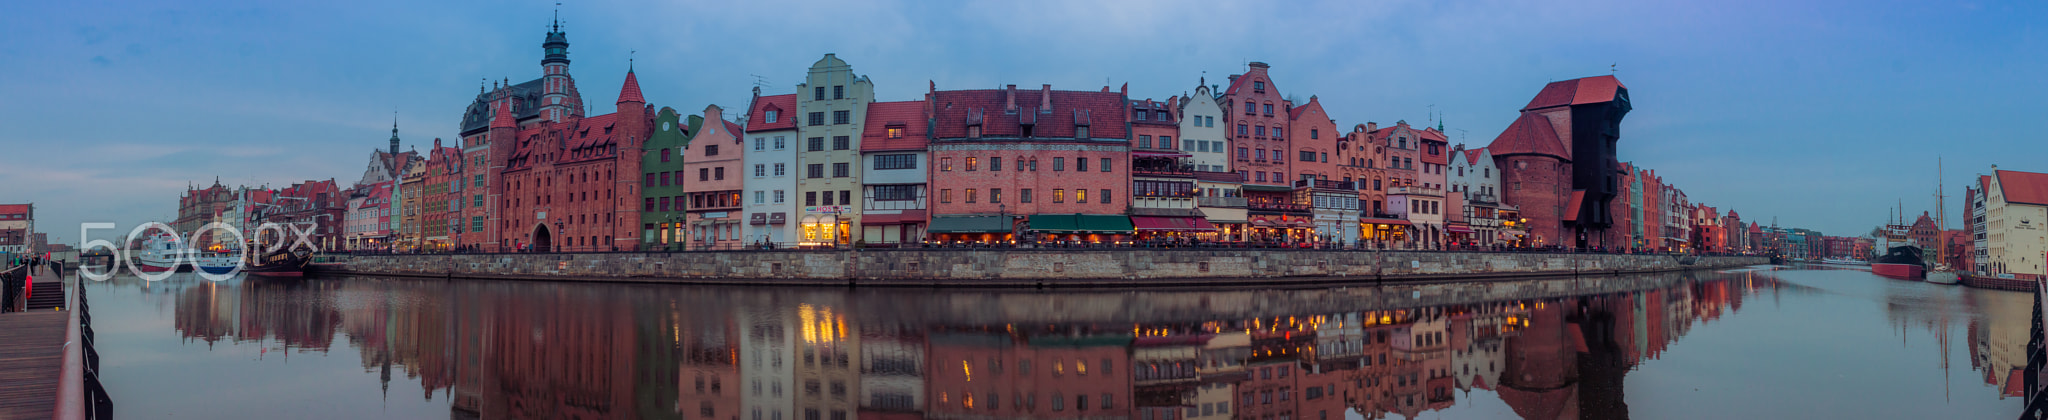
[84,265,2029,419]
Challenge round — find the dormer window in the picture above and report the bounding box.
[1075,126,1089,139]
[765,110,779,123]
[886,126,905,139]
[1253,81,1265,92]
[1136,110,1149,121]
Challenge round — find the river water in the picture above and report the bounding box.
[81,265,2029,419]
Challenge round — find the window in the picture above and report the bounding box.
[1244,101,1255,115]
[1137,110,1149,121]
[1321,152,1328,163]
[1028,158,1038,171]
[1053,157,1065,171]
[809,112,825,126]
[887,127,903,138]
[966,189,978,203]
[715,167,725,180]
[991,188,1003,203]
[833,163,850,177]
[1237,124,1248,136]
[874,154,916,170]
[821,191,833,205]
[1255,172,1266,182]
[1253,81,1265,91]
[1255,149,1266,161]
[775,190,786,203]
[474,194,484,207]
[1311,129,1319,139]
[833,136,850,150]
[966,157,979,171]
[706,145,720,156]
[1021,189,1033,203]
[660,148,671,162]
[1255,126,1266,137]
[1237,147,1250,160]
[754,138,766,151]
[774,136,786,150]
[808,164,824,178]
[833,85,844,99]
[1076,189,1087,203]
[644,198,655,211]
[661,172,671,186]
[814,86,826,100]
[940,189,952,203]
[1077,157,1089,172]
[1273,127,1282,138]
[833,110,850,125]
[806,191,818,206]
[660,197,671,211]
[1206,116,1215,127]
[755,191,766,204]
[1101,189,1111,204]
[1101,158,1111,172]
[1301,151,1316,162]
[1263,104,1273,115]
[990,157,1003,171]
[968,126,981,138]
[1159,136,1172,149]
[808,137,825,151]
[873,185,916,201]
[766,110,779,123]
[701,168,711,181]
[1140,135,1152,148]
[1053,189,1065,203]
[774,163,786,176]
[941,158,953,171]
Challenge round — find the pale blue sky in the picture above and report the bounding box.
[3,0,2042,243]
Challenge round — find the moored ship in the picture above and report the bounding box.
[1871,245,1926,280]
[243,248,310,277]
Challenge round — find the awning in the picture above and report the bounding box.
[1131,216,1218,232]
[1446,225,1475,234]
[1028,214,1135,233]
[1562,190,1586,222]
[861,210,928,225]
[1662,236,1690,243]
[1359,218,1412,226]
[926,216,1010,233]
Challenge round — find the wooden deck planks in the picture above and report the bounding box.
[0,306,69,419]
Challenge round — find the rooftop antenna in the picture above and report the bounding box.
[629,50,635,71]
[750,74,771,89]
[1611,63,1618,74]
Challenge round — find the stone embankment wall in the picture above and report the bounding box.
[327,250,1768,287]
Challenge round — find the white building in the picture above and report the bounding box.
[744,89,802,246]
[1179,82,1246,240]
[1981,168,2048,277]
[859,100,929,246]
[1448,146,1507,246]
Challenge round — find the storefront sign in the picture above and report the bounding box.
[805,206,850,214]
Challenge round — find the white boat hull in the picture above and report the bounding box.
[1927,270,1961,285]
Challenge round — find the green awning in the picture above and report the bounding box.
[1028,214,1134,233]
[926,216,1011,233]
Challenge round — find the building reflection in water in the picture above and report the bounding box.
[148,268,2026,419]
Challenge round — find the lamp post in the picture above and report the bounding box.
[999,203,1008,246]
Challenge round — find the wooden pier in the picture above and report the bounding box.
[0,264,110,419]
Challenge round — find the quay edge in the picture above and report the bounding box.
[311,249,1769,288]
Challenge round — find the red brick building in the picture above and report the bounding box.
[1488,76,1631,249]
[1221,63,1315,242]
[925,84,1131,243]
[262,179,346,251]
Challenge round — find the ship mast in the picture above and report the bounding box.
[1935,157,1945,265]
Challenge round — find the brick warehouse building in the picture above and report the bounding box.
[1487,76,1630,248]
[1222,62,1313,242]
[925,84,1132,243]
[455,19,650,252]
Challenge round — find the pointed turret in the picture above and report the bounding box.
[388,117,402,156]
[617,69,645,105]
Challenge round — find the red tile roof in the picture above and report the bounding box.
[746,94,798,132]
[1459,147,1487,164]
[861,101,929,151]
[928,87,1126,140]
[1417,127,1449,142]
[1523,75,1626,111]
[1286,96,1320,120]
[1487,112,1571,160]
[0,204,28,215]
[721,120,745,143]
[1996,170,2048,206]
[616,71,644,104]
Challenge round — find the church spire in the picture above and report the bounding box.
[388,112,401,156]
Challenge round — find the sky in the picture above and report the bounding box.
[2,0,2043,244]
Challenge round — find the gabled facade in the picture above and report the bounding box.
[488,65,651,252]
[1130,97,1208,240]
[794,54,874,246]
[1449,146,1505,246]
[1981,168,2048,278]
[1342,124,1401,244]
[1488,75,1631,249]
[682,105,746,250]
[1179,81,1243,241]
[640,107,699,249]
[743,91,800,247]
[1222,62,1311,243]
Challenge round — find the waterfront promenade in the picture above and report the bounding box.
[318,248,1768,287]
[0,264,99,420]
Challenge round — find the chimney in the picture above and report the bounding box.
[1040,84,1052,111]
[1366,122,1378,133]
[1006,85,1018,111]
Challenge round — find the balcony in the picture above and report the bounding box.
[1468,192,1500,205]
[1133,164,1195,178]
[1293,179,1356,191]
[1389,185,1444,197]
[1248,201,1308,212]
[1197,196,1248,208]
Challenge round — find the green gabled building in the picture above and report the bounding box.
[641,107,701,249]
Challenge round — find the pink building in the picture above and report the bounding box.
[682,104,746,250]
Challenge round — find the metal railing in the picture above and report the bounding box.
[1197,196,1248,208]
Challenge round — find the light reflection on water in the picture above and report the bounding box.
[82,265,2028,419]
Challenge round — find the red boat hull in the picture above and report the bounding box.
[1871,263,1924,280]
